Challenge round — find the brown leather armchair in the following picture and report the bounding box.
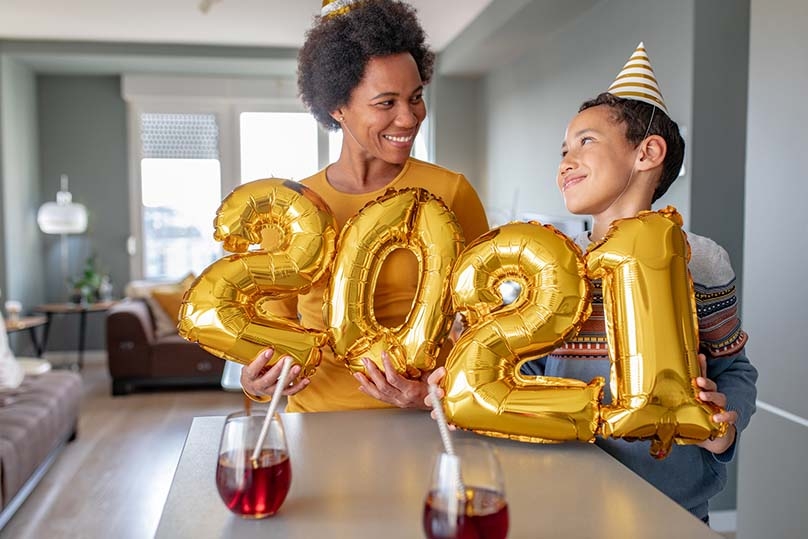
[106,299,224,395]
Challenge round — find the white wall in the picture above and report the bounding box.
[737,0,808,536]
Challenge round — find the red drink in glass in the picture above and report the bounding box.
[216,448,291,518]
[423,486,509,539]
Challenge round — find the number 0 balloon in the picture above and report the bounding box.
[325,188,465,378]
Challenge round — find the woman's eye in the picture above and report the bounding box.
[411,94,423,104]
[581,136,594,145]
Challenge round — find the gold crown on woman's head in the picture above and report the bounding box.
[607,42,668,115]
[321,0,364,18]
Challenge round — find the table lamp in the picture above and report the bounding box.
[37,174,88,297]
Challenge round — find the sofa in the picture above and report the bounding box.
[106,298,225,395]
[0,370,82,529]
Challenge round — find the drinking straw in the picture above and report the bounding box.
[428,384,456,456]
[250,355,293,467]
[428,384,467,505]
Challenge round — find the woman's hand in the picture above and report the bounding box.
[695,353,737,454]
[240,348,310,398]
[353,351,430,409]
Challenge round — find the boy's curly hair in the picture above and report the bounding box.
[298,0,435,131]
[580,92,685,202]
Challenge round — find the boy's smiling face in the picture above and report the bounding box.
[557,105,640,217]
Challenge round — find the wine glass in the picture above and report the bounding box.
[422,439,509,539]
[216,410,291,518]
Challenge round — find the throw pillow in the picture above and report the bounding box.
[124,273,196,338]
[147,273,196,338]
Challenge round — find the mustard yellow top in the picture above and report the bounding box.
[269,158,489,412]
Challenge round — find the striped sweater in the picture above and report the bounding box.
[522,230,758,520]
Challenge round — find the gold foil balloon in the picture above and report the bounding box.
[178,179,337,377]
[588,207,727,459]
[442,222,602,443]
[325,188,464,378]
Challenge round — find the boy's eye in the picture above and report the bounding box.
[561,150,568,158]
[581,136,594,145]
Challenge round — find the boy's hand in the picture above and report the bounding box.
[695,353,737,454]
[354,351,430,409]
[422,367,457,430]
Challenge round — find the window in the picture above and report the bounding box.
[125,75,433,281]
[139,113,222,280]
[240,112,319,182]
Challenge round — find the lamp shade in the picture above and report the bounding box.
[37,201,88,234]
[37,174,88,234]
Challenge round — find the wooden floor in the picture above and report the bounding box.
[1,352,243,539]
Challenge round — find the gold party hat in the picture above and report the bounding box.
[607,42,668,114]
[321,0,363,18]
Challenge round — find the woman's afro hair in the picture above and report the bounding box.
[298,0,435,131]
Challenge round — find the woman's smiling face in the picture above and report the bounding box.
[335,52,426,165]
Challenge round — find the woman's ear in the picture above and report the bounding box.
[635,135,667,171]
[330,108,345,124]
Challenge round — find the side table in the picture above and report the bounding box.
[4,315,48,357]
[33,300,117,370]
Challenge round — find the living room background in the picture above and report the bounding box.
[1,2,802,530]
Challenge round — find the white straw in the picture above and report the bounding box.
[428,384,456,456]
[251,355,293,465]
[428,384,467,519]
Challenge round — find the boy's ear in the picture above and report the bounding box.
[635,134,667,172]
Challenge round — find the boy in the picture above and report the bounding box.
[429,43,758,523]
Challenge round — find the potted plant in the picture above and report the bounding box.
[69,255,110,304]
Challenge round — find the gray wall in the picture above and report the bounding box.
[431,75,484,195]
[690,1,751,512]
[737,0,808,536]
[0,55,6,306]
[37,76,129,351]
[479,0,694,225]
[0,56,46,355]
[690,0,750,287]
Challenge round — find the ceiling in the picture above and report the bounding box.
[0,0,495,51]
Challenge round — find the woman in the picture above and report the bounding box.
[240,0,489,412]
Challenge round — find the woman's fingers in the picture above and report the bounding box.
[354,370,383,399]
[282,375,310,396]
[361,357,390,390]
[243,348,275,381]
[380,351,410,390]
[240,349,310,396]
